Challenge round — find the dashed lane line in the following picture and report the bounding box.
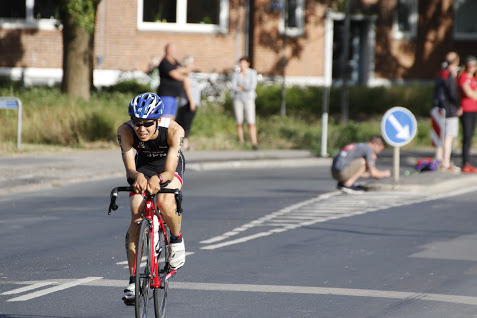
[1,282,56,295]
[3,279,477,306]
[4,277,102,302]
[200,186,477,250]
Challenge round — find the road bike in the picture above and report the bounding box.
[108,186,183,318]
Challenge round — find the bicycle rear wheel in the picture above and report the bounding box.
[135,220,152,318]
[154,225,169,318]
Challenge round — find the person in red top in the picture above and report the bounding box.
[458,56,477,173]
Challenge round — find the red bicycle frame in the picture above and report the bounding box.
[108,186,183,287]
[136,195,175,288]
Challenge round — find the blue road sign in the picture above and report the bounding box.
[0,99,20,109]
[381,106,417,147]
[0,97,22,150]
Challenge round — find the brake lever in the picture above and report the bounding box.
[174,189,183,215]
[108,188,119,215]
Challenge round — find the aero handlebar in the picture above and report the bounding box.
[108,186,183,215]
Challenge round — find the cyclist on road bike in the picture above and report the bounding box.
[117,92,186,302]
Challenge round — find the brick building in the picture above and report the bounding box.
[0,0,476,87]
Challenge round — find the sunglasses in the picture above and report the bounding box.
[131,118,156,128]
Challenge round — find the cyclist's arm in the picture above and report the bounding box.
[117,124,147,192]
[163,120,185,182]
[145,121,184,194]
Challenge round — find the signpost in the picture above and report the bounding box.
[381,107,417,182]
[0,97,22,150]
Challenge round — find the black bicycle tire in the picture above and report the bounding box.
[135,220,151,318]
[154,224,169,318]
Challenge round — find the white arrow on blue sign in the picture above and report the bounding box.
[381,106,417,147]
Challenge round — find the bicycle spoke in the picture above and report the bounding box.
[154,226,169,318]
[136,220,151,318]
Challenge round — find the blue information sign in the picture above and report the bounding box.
[381,107,417,147]
[0,97,22,150]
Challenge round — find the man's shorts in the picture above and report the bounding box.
[331,158,365,182]
[160,96,178,117]
[445,117,459,137]
[127,152,185,186]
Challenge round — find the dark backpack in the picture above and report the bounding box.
[415,158,439,172]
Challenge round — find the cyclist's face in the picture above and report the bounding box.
[131,118,158,141]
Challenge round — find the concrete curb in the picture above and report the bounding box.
[1,148,475,196]
[363,171,477,194]
[0,152,330,195]
[187,157,331,171]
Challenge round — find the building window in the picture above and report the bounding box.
[280,0,305,37]
[392,0,418,39]
[454,0,477,40]
[0,0,59,29]
[138,0,229,34]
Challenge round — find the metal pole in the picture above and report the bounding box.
[321,12,333,157]
[280,0,288,117]
[393,146,400,183]
[17,99,22,150]
[340,0,351,123]
[244,0,250,56]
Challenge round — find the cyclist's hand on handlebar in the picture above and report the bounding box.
[133,173,147,193]
[146,175,161,195]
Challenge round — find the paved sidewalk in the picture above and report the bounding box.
[0,149,329,195]
[1,148,477,195]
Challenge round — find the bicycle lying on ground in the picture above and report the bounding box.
[108,186,183,318]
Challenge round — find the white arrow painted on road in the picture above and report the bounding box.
[388,114,410,140]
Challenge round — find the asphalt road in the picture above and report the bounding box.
[1,165,477,317]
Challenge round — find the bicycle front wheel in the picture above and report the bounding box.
[154,225,169,318]
[136,220,152,318]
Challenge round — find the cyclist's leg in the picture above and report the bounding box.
[127,194,146,275]
[156,176,183,236]
[122,193,145,302]
[156,174,185,270]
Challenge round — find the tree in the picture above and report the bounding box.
[59,0,101,101]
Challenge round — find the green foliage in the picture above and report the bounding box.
[0,84,129,147]
[254,83,434,120]
[0,79,439,154]
[100,80,152,94]
[60,0,101,34]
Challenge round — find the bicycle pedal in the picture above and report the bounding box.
[123,298,135,306]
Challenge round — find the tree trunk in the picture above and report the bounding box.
[61,9,92,101]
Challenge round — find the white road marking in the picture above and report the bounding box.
[6,277,102,302]
[201,186,477,250]
[1,282,56,295]
[171,282,477,306]
[3,279,477,306]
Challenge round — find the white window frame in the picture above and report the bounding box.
[137,0,229,34]
[0,0,59,30]
[454,0,477,41]
[392,0,418,40]
[279,0,305,37]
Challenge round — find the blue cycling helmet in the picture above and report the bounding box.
[128,93,164,119]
